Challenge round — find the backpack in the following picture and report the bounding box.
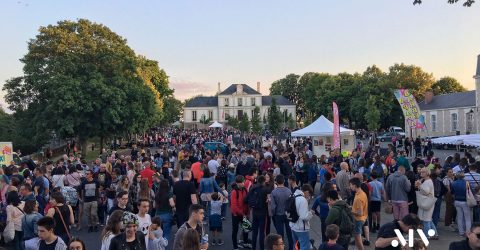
[247,186,264,209]
[335,205,355,234]
[285,194,302,223]
[61,186,79,206]
[373,163,384,178]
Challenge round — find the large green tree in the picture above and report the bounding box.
[239,114,250,134]
[431,76,467,95]
[365,96,381,131]
[251,106,262,134]
[3,19,160,156]
[270,74,303,120]
[267,97,282,135]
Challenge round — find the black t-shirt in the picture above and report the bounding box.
[81,179,98,203]
[108,205,130,215]
[39,238,58,250]
[173,180,196,214]
[375,220,401,250]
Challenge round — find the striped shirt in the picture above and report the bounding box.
[464,171,480,189]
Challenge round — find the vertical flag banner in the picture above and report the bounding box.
[0,142,13,166]
[394,89,425,129]
[332,102,340,149]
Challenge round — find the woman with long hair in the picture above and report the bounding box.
[46,192,74,244]
[69,237,86,250]
[116,175,130,193]
[129,174,142,213]
[6,191,25,250]
[21,200,43,241]
[183,228,201,250]
[199,168,220,217]
[155,179,175,240]
[100,210,124,250]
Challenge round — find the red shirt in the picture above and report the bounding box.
[140,168,155,187]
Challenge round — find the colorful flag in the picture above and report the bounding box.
[393,89,425,129]
[332,102,340,149]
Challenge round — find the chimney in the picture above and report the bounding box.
[218,82,221,94]
[236,84,243,94]
[257,82,260,93]
[424,90,434,104]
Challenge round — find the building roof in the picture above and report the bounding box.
[219,84,261,95]
[184,96,218,107]
[262,95,295,106]
[418,90,476,110]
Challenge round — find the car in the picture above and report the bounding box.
[377,132,401,142]
[203,141,228,155]
[389,126,406,138]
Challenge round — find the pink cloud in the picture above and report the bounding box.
[170,79,218,100]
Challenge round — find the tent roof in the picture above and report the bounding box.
[431,134,480,147]
[291,115,354,137]
[209,121,223,128]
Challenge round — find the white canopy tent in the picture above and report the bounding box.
[292,115,354,137]
[209,121,223,128]
[431,134,480,147]
[291,115,355,156]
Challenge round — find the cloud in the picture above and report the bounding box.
[170,78,218,100]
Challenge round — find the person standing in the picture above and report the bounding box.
[154,180,175,241]
[248,175,269,250]
[231,176,251,250]
[374,214,422,250]
[349,178,368,250]
[173,170,198,226]
[270,175,293,250]
[6,191,25,250]
[443,167,456,228]
[172,204,208,250]
[369,172,386,233]
[46,192,74,244]
[81,169,99,232]
[385,165,411,220]
[336,162,351,200]
[108,212,146,250]
[25,217,68,250]
[289,184,314,250]
[415,167,438,239]
[136,199,152,248]
[451,171,472,237]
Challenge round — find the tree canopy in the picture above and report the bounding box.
[3,19,175,153]
[431,77,467,95]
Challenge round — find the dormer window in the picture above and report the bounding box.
[224,98,229,106]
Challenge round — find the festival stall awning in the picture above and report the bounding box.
[209,121,223,128]
[291,115,354,137]
[431,134,480,147]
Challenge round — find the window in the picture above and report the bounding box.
[451,113,458,131]
[208,110,213,120]
[238,98,243,106]
[192,111,197,121]
[224,98,229,106]
[251,97,256,106]
[251,109,254,118]
[431,114,436,132]
[467,112,474,132]
[225,110,230,119]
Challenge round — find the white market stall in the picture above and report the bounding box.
[209,121,223,128]
[291,115,355,156]
[431,134,480,147]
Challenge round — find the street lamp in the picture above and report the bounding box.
[467,109,474,134]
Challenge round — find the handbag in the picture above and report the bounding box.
[2,220,14,243]
[384,202,393,214]
[416,191,437,210]
[55,206,72,242]
[466,182,477,207]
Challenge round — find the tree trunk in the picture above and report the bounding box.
[79,137,87,158]
[99,136,104,154]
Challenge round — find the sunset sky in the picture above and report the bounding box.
[1,0,479,106]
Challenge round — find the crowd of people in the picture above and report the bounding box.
[1,127,480,250]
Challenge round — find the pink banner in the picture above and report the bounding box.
[332,102,340,149]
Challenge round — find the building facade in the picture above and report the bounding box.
[183,83,296,129]
[407,54,480,138]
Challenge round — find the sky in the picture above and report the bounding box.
[0,0,479,107]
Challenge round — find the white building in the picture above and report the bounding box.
[408,54,480,138]
[183,83,296,129]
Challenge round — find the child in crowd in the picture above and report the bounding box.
[413,238,427,250]
[148,217,168,250]
[219,182,229,220]
[227,164,236,191]
[209,192,224,246]
[319,224,344,250]
[273,161,281,177]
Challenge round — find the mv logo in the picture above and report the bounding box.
[391,229,435,247]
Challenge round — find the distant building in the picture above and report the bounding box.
[183,83,296,129]
[408,54,480,138]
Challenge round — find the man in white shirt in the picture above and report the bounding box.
[208,156,219,176]
[465,164,480,190]
[289,184,314,250]
[137,199,152,249]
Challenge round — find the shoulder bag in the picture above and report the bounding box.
[466,182,477,207]
[55,206,72,242]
